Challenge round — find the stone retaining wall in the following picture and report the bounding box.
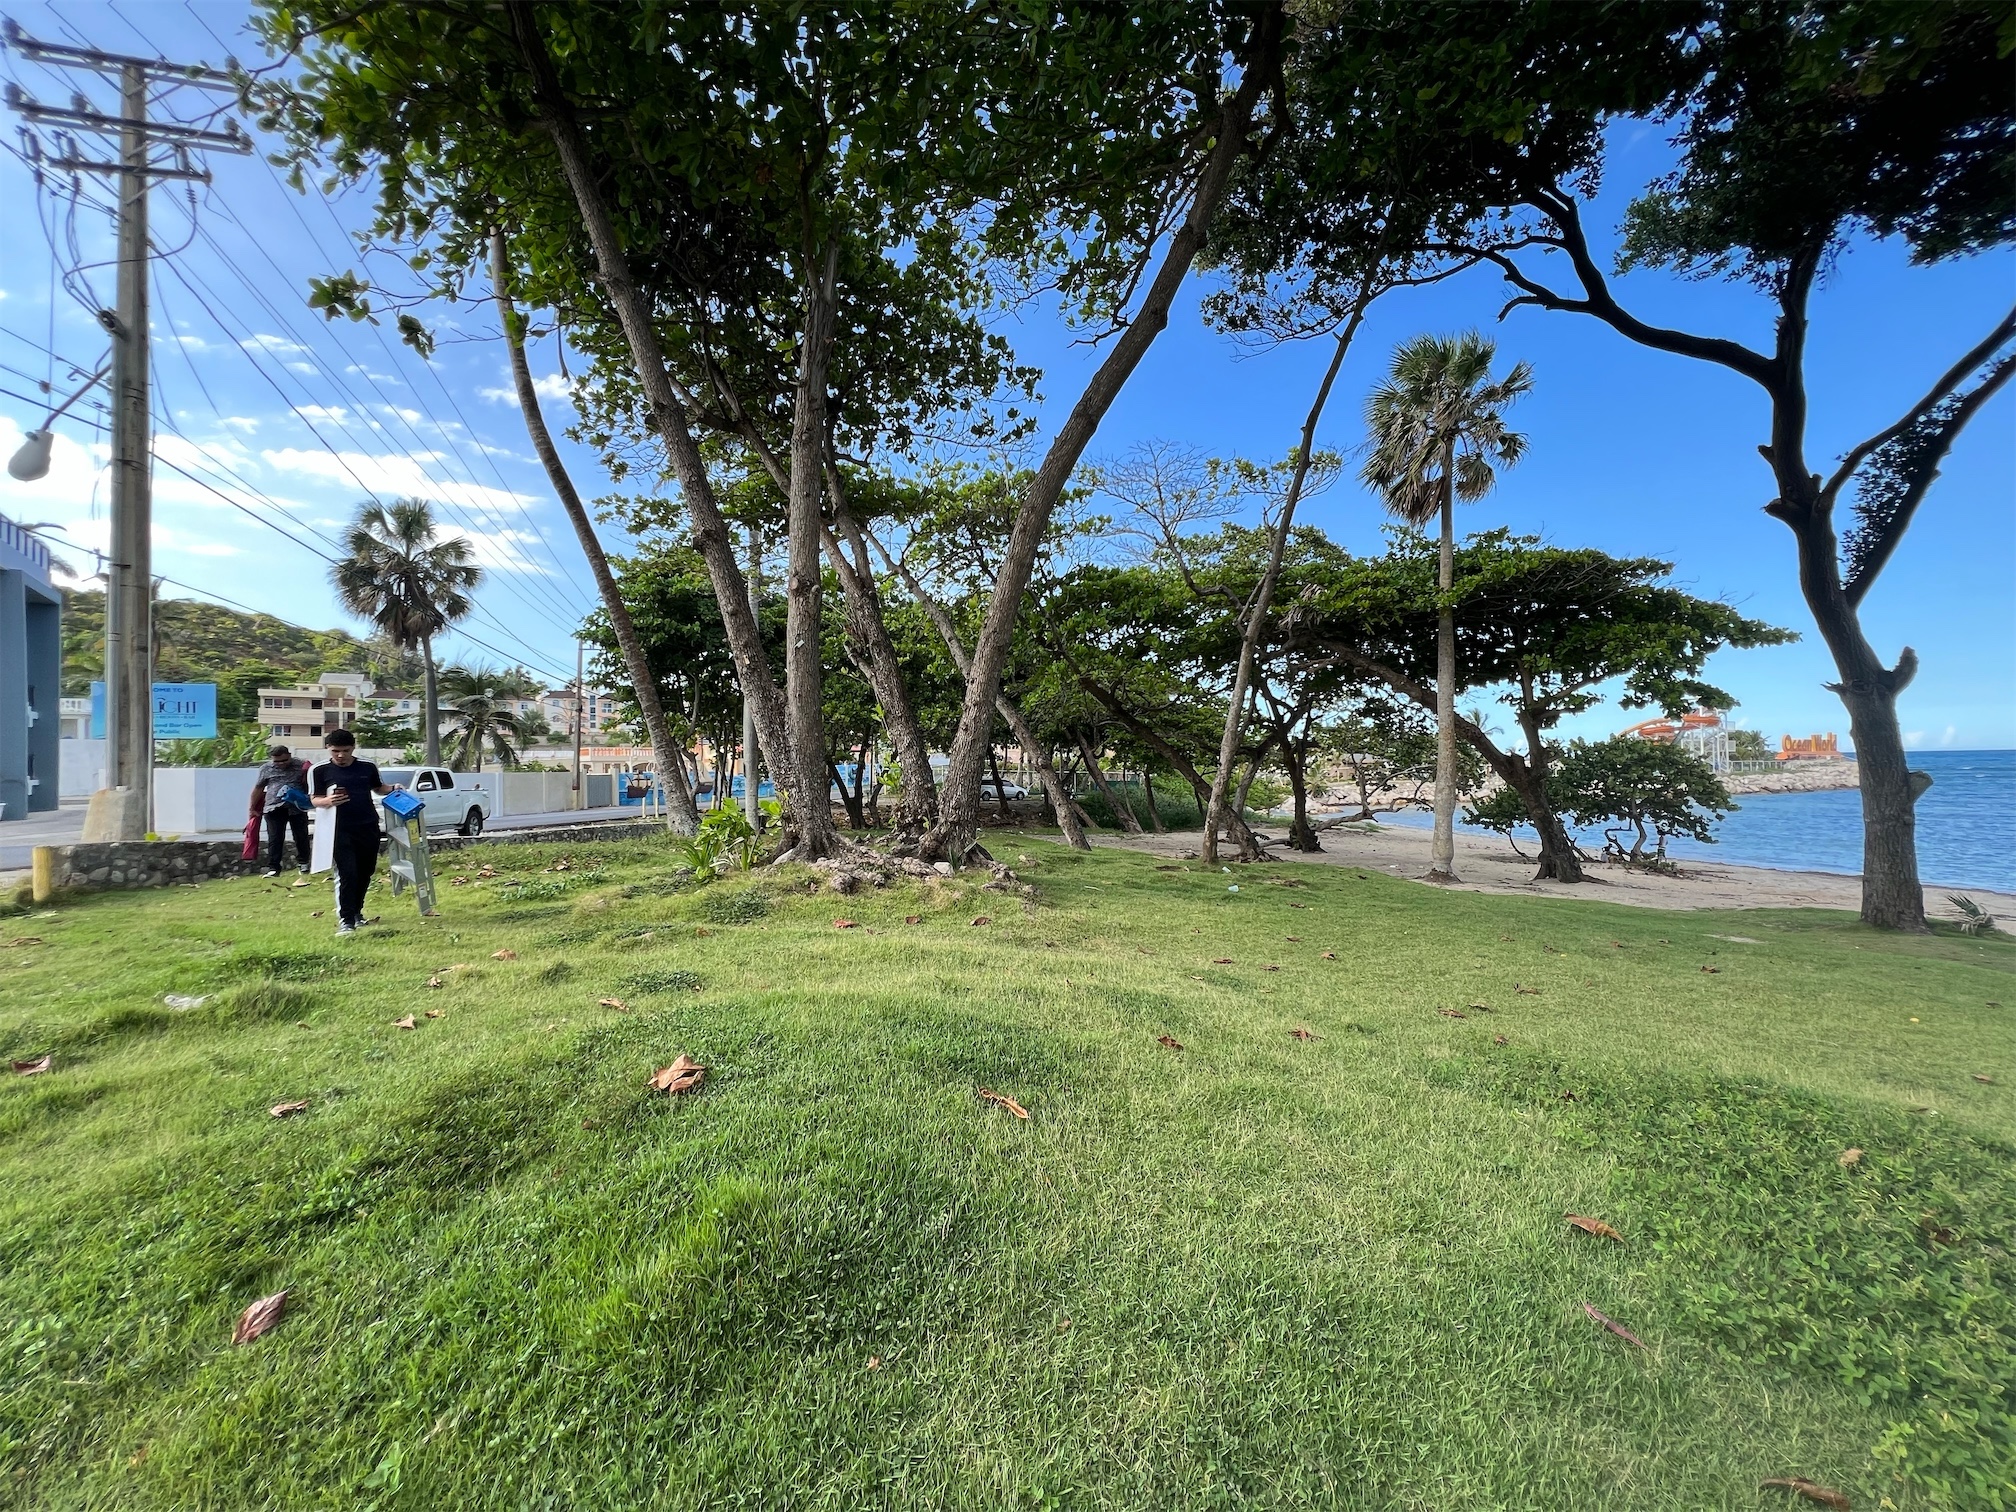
[31,817,668,900]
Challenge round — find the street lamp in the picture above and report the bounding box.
[7,360,108,481]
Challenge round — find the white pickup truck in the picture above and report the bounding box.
[376,767,493,836]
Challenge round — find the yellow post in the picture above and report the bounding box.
[30,845,58,904]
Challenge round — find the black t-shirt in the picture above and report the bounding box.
[312,758,383,833]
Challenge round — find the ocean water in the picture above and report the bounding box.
[1371,750,2016,894]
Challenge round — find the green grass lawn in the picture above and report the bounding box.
[2,838,2011,1510]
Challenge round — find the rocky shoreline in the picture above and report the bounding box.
[1722,761,1859,795]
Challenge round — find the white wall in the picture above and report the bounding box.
[495,770,577,816]
[153,766,261,836]
[60,737,104,797]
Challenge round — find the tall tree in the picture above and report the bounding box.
[488,231,698,833]
[1255,0,2014,928]
[1359,333,1531,882]
[331,498,480,764]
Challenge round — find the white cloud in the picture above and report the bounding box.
[295,405,350,424]
[1940,724,1957,748]
[284,361,320,377]
[1904,730,1925,748]
[172,332,217,352]
[344,364,398,382]
[220,416,261,433]
[481,371,571,406]
[241,333,311,357]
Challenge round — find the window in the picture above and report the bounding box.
[262,696,278,708]
[275,724,292,737]
[434,770,454,789]
[414,773,437,792]
[310,699,323,710]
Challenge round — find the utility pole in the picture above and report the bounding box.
[5,24,249,839]
[741,523,761,830]
[571,637,584,811]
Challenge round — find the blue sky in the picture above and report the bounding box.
[2,3,2010,745]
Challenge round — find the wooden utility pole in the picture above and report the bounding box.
[571,637,584,810]
[6,24,248,838]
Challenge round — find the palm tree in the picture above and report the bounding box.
[331,499,481,763]
[1362,332,1532,882]
[437,665,534,768]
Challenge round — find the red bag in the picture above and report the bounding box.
[241,814,260,862]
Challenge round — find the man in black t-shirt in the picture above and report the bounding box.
[310,729,400,933]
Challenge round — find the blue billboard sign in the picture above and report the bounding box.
[89,680,104,739]
[151,683,217,740]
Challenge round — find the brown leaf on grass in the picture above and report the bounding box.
[4,936,46,947]
[424,1009,445,1020]
[977,1086,1029,1119]
[491,949,518,961]
[648,1054,707,1096]
[1515,984,1541,995]
[1838,1148,1864,1167]
[232,1290,289,1345]
[1581,1301,1644,1348]
[598,997,628,1012]
[1289,902,1308,909]
[426,974,445,989]
[1437,1007,1467,1019]
[694,926,713,937]
[1285,935,1302,942]
[1467,1002,1495,1013]
[1212,957,1233,964]
[1567,1214,1623,1242]
[12,1056,51,1075]
[1700,965,1721,974]
[1498,934,1512,942]
[1759,1477,1851,1509]
[1288,1027,1318,1041]
[866,1356,882,1370]
[833,919,859,930]
[311,911,324,919]
[1321,951,1337,960]
[392,1015,417,1030]
[970,916,991,927]
[1493,1035,1509,1046]
[269,1100,310,1118]
[904,915,922,924]
[1157,1034,1184,1052]
[1975,1074,1997,1084]
[1262,964,1280,972]
[290,878,310,890]
[1559,1090,1579,1102]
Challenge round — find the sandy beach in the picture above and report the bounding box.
[1087,820,2016,928]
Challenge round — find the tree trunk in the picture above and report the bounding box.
[511,9,798,833]
[489,231,698,835]
[779,242,842,860]
[986,746,1013,820]
[1513,708,1582,883]
[863,527,1090,852]
[1202,315,1360,863]
[1142,769,1166,833]
[1284,741,1321,851]
[923,16,1281,864]
[420,634,439,764]
[829,757,865,829]
[1430,468,1460,882]
[1075,733,1141,835]
[1075,671,1260,854]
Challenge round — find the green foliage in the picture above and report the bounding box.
[61,590,370,706]
[1555,737,1735,866]
[624,968,705,995]
[698,889,769,926]
[347,701,417,749]
[676,805,764,880]
[437,666,535,768]
[1729,728,1772,762]
[155,730,276,769]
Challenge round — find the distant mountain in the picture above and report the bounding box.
[61,590,378,725]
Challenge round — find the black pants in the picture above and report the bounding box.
[264,805,310,871]
[332,827,380,924]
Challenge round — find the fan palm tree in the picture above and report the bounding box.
[436,665,534,768]
[1361,332,1532,882]
[331,499,481,763]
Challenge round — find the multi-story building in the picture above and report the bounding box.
[541,686,622,739]
[0,513,60,820]
[254,672,374,743]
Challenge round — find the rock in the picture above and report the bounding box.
[932,861,955,876]
[828,871,863,895]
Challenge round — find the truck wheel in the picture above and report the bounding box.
[459,808,484,837]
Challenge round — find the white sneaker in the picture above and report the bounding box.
[262,869,280,878]
[336,921,356,935]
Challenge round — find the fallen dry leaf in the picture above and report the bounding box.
[1759,1477,1851,1510]
[424,1009,445,1020]
[1515,983,1541,995]
[1286,935,1302,942]
[1559,1090,1580,1102]
[269,1100,310,1118]
[1262,964,1280,972]
[290,878,310,890]
[1701,965,1721,974]
[4,936,46,947]
[970,916,991,927]
[977,1086,1029,1119]
[491,949,518,961]
[311,910,324,918]
[1839,1147,1864,1167]
[1157,1034,1184,1052]
[1321,951,1337,960]
[1974,1074,1996,1084]
[12,1055,51,1075]
[1567,1214,1623,1242]
[833,919,859,930]
[1467,1002,1495,1013]
[232,1289,289,1345]
[426,974,445,989]
[904,915,922,924]
[392,1015,417,1030]
[1493,1034,1509,1046]
[1581,1301,1644,1348]
[1212,957,1232,964]
[1289,1027,1318,1041]
[648,1054,707,1096]
[694,927,713,937]
[1437,1007,1467,1019]
[866,1356,882,1371]
[598,997,628,1012]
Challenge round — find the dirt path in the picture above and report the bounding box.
[1086,822,2016,927]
